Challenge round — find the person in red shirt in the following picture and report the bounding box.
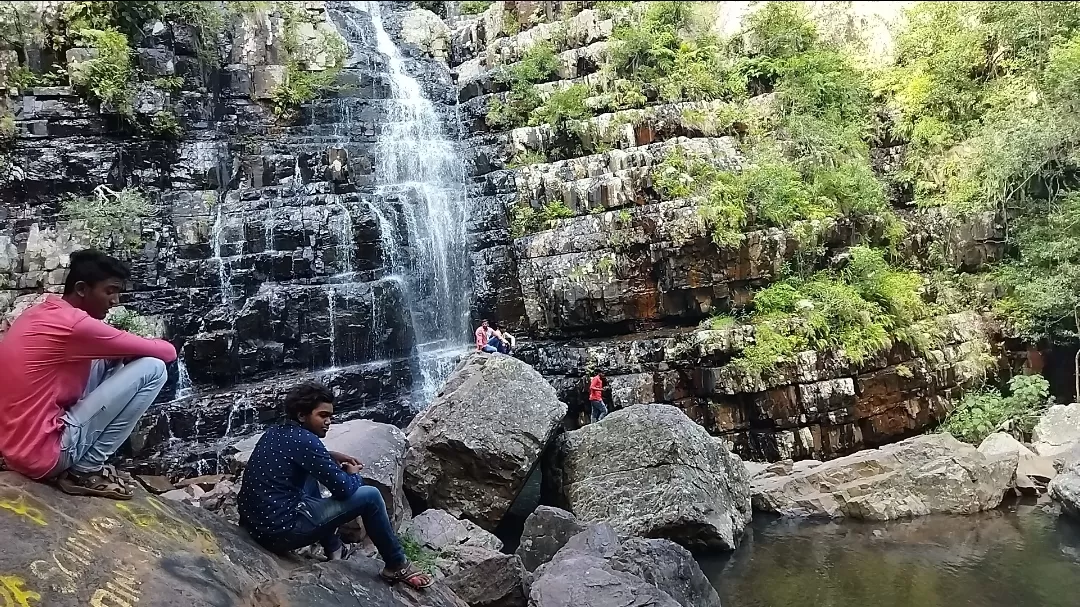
[588,372,607,423]
[0,249,177,499]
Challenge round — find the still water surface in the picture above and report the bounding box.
[700,500,1080,607]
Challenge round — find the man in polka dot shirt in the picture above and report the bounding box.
[238,381,432,589]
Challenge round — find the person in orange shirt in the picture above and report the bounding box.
[587,372,607,423]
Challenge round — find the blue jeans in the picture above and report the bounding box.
[257,478,406,567]
[487,336,510,354]
[590,399,607,423]
[50,357,168,476]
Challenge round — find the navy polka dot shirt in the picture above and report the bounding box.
[237,421,362,539]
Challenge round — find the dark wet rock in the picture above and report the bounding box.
[404,353,567,530]
[515,506,586,572]
[0,471,466,606]
[546,404,751,551]
[608,538,722,607]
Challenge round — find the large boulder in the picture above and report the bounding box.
[405,353,567,530]
[978,432,1056,493]
[1050,449,1080,517]
[1032,403,1080,457]
[321,419,412,528]
[444,548,530,607]
[0,472,466,607]
[526,524,720,607]
[545,404,751,551]
[608,538,723,607]
[515,506,587,572]
[403,509,504,553]
[752,433,1016,519]
[528,552,682,607]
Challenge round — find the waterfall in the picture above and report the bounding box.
[343,1,473,399]
[327,286,338,370]
[175,357,194,399]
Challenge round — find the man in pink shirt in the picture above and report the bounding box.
[475,319,490,351]
[0,249,177,500]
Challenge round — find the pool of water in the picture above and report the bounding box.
[700,499,1080,607]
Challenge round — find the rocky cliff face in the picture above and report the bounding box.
[0,1,473,476]
[452,1,1006,462]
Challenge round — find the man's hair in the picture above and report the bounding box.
[63,249,130,295]
[481,318,488,324]
[284,381,335,421]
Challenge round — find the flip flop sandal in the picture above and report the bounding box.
[55,471,133,500]
[380,562,434,589]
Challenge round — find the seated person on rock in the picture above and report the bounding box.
[484,324,514,355]
[237,381,432,589]
[0,249,177,499]
[475,318,491,351]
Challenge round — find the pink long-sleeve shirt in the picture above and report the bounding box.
[0,295,177,478]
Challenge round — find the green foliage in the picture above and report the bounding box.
[147,110,182,138]
[153,75,184,92]
[507,149,547,168]
[502,9,521,35]
[940,374,1053,444]
[69,28,136,117]
[460,1,493,16]
[510,201,575,238]
[61,187,152,252]
[399,532,439,574]
[594,1,633,19]
[162,2,228,66]
[105,306,157,337]
[727,246,935,377]
[487,42,561,129]
[272,62,337,118]
[707,314,736,330]
[62,1,161,39]
[529,83,593,127]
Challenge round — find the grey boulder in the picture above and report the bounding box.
[753,433,1016,519]
[405,353,567,530]
[546,404,751,550]
[528,552,682,607]
[404,508,504,552]
[321,419,412,528]
[1050,449,1080,517]
[608,538,723,607]
[444,547,530,607]
[1033,403,1080,457]
[515,506,587,572]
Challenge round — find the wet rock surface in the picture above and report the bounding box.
[404,353,567,530]
[545,404,752,551]
[752,433,1016,519]
[0,472,467,607]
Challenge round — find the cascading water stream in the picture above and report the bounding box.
[336,1,472,400]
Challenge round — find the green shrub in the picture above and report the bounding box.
[105,306,157,337]
[399,532,439,574]
[529,83,593,127]
[61,187,152,252]
[460,1,493,16]
[69,28,136,117]
[510,201,575,237]
[147,110,183,138]
[940,374,1053,444]
[727,246,935,377]
[271,62,338,118]
[507,149,547,168]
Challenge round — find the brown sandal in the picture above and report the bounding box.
[380,561,433,589]
[55,470,134,500]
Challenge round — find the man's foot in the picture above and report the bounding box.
[54,469,133,500]
[380,561,433,589]
[326,544,354,562]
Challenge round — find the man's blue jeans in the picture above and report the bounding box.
[50,357,168,476]
[257,478,406,567]
[590,399,608,423]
